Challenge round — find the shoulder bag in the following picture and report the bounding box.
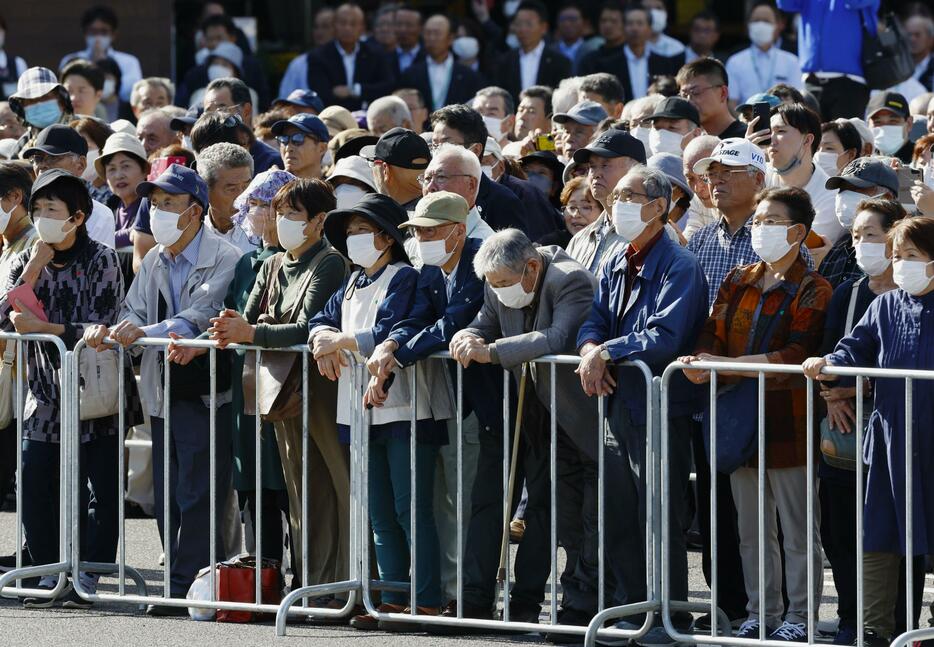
[0,341,17,428]
[861,12,914,90]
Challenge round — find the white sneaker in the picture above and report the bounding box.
[769,621,808,642]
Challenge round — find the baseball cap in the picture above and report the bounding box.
[29,169,89,211]
[95,132,150,179]
[573,128,647,164]
[136,163,209,210]
[208,42,243,71]
[824,157,898,196]
[324,193,410,262]
[692,137,767,175]
[865,92,909,121]
[399,191,469,228]
[737,93,781,114]
[319,105,357,138]
[170,106,203,131]
[270,113,330,142]
[331,129,379,164]
[22,124,88,158]
[553,100,608,127]
[360,127,431,170]
[271,89,324,113]
[483,136,503,161]
[645,97,700,126]
[648,153,693,202]
[327,155,376,191]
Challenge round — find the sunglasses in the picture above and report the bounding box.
[276,132,318,146]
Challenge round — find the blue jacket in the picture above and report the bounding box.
[577,232,709,424]
[387,238,505,430]
[777,0,879,77]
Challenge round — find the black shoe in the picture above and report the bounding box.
[60,587,94,610]
[503,602,541,624]
[544,607,594,644]
[145,603,190,617]
[0,550,32,573]
[425,600,495,635]
[693,612,745,632]
[860,630,890,647]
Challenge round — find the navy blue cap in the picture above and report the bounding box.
[272,89,324,113]
[271,113,330,142]
[573,128,646,164]
[169,106,203,131]
[136,164,209,210]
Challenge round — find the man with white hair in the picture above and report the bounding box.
[137,107,182,157]
[197,142,256,254]
[450,228,600,634]
[419,144,493,249]
[130,77,175,119]
[366,95,414,137]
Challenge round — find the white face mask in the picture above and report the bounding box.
[417,228,455,266]
[86,34,112,51]
[207,64,232,82]
[151,205,194,247]
[334,184,368,210]
[893,259,934,296]
[814,151,839,178]
[748,21,775,47]
[482,115,504,140]
[650,9,667,33]
[34,217,76,245]
[752,224,795,263]
[0,195,15,234]
[82,148,101,182]
[506,33,521,50]
[630,126,652,156]
[855,242,890,277]
[276,217,308,252]
[492,264,535,309]
[481,165,494,180]
[322,149,333,169]
[612,200,651,242]
[649,128,683,156]
[872,125,906,156]
[346,232,385,268]
[452,36,480,60]
[834,190,865,230]
[101,79,116,100]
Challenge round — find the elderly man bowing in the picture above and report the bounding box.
[576,166,708,642]
[449,229,601,634]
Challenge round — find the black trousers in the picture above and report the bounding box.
[805,75,870,121]
[821,477,857,629]
[239,488,289,565]
[692,423,749,619]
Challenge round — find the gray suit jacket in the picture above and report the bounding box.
[463,246,600,460]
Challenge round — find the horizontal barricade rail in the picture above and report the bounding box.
[0,332,73,602]
[653,360,934,647]
[67,337,361,622]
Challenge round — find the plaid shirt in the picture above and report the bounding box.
[687,215,759,309]
[818,234,863,290]
[694,257,833,468]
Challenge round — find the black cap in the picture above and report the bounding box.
[572,128,646,165]
[519,150,566,185]
[324,193,410,263]
[825,158,898,197]
[29,169,90,211]
[22,124,88,158]
[170,106,203,131]
[359,127,431,170]
[334,132,380,164]
[645,96,700,126]
[865,92,909,121]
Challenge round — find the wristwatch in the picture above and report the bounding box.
[599,344,611,361]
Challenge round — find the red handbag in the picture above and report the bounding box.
[215,555,283,623]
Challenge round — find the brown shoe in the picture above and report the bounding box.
[349,603,406,631]
[510,519,526,543]
[378,605,441,632]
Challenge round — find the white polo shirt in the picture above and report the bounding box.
[766,162,842,243]
[726,45,802,104]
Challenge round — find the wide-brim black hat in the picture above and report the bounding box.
[519,150,566,186]
[324,193,410,264]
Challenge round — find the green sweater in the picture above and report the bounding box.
[243,239,347,348]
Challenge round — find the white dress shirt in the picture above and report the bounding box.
[726,45,802,104]
[648,33,685,58]
[624,45,650,100]
[59,48,142,102]
[336,41,360,85]
[396,44,421,73]
[426,55,454,110]
[87,199,116,249]
[519,40,546,92]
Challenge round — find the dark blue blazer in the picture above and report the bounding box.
[398,59,484,111]
[306,40,395,111]
[577,233,709,423]
[476,173,529,234]
[387,238,504,429]
[500,173,561,242]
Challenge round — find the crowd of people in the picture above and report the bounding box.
[0,1,933,645]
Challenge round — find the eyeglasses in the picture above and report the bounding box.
[417,172,471,187]
[613,188,651,203]
[276,133,318,146]
[678,84,724,100]
[411,222,456,239]
[702,168,754,184]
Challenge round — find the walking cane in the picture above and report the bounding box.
[496,363,529,593]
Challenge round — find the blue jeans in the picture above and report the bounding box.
[369,436,441,607]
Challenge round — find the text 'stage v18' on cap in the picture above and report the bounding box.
[692,137,767,175]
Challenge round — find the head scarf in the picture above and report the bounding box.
[232,169,296,242]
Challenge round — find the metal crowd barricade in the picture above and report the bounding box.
[341,350,685,642]
[0,332,74,602]
[654,359,934,647]
[67,337,361,622]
